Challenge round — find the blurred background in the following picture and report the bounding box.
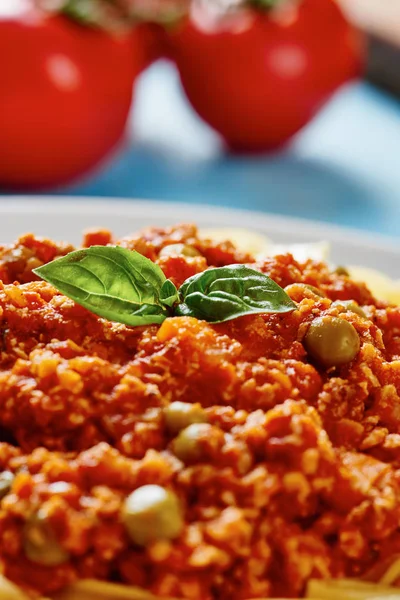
[1,0,400,236]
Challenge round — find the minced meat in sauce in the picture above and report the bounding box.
[0,224,400,598]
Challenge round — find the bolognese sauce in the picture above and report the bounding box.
[0,224,399,599]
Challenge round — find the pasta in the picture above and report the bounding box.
[199,228,331,263]
[306,578,400,599]
[0,576,36,600]
[199,227,272,257]
[1,575,400,600]
[346,266,400,304]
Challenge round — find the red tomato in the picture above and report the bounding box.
[0,1,138,188]
[169,0,365,152]
[132,22,169,73]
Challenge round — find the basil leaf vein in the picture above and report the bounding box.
[159,279,180,308]
[34,246,169,326]
[176,264,296,323]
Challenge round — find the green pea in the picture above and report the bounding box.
[0,471,14,499]
[334,266,350,276]
[164,402,207,435]
[285,283,326,298]
[171,423,212,464]
[304,284,326,297]
[24,511,69,566]
[304,316,360,368]
[159,244,200,258]
[122,485,183,547]
[331,300,367,319]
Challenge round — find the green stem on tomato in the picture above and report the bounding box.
[125,0,189,24]
[246,0,286,9]
[37,0,131,31]
[37,0,189,30]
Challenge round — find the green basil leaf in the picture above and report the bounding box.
[160,279,179,308]
[33,246,169,326]
[175,264,296,323]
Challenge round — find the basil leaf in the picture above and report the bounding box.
[33,246,169,326]
[176,264,296,323]
[160,279,179,308]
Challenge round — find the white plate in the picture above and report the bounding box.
[1,196,400,277]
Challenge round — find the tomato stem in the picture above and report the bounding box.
[37,0,286,30]
[247,0,285,8]
[37,0,189,30]
[125,1,189,24]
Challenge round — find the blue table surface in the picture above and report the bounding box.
[19,61,400,237]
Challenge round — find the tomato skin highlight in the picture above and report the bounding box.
[169,0,365,152]
[0,4,137,189]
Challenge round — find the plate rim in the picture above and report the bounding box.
[2,195,400,255]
